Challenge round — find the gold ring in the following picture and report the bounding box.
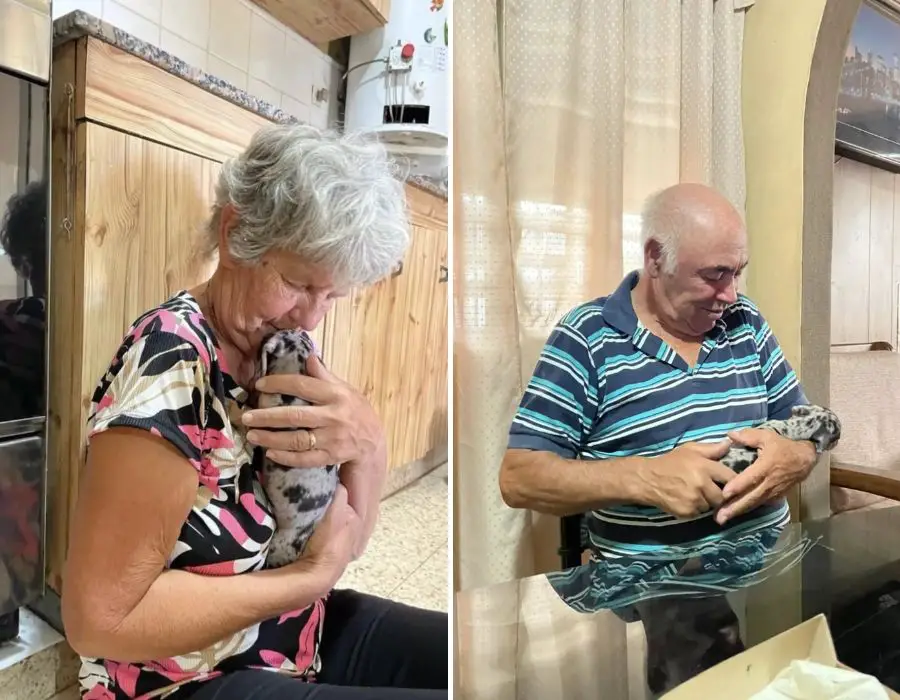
[308,429,317,451]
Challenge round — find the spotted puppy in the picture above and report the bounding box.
[720,404,842,474]
[253,329,339,569]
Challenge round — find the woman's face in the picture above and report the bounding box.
[213,204,349,342]
[248,250,348,334]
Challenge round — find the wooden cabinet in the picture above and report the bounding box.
[46,36,447,593]
[831,157,900,348]
[247,0,390,44]
[322,188,448,474]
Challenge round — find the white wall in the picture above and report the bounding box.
[51,0,343,127]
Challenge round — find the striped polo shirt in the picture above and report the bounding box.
[508,270,808,557]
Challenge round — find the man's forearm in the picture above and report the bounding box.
[499,448,650,516]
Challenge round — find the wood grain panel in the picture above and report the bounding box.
[165,150,220,295]
[869,167,894,345]
[80,38,270,163]
[248,0,388,45]
[831,158,871,345]
[407,183,449,229]
[318,190,448,472]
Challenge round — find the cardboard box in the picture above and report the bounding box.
[662,614,900,699]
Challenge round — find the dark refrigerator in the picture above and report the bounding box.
[0,0,52,643]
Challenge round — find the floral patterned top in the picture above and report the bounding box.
[79,292,326,700]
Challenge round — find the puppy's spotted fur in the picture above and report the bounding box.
[719,404,841,473]
[253,329,338,569]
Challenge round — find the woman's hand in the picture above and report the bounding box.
[242,355,384,469]
[291,483,361,591]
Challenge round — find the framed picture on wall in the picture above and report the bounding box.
[836,0,900,172]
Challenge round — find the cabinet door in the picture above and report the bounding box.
[383,223,447,468]
[47,124,224,590]
[165,149,221,296]
[321,221,448,472]
[79,125,222,422]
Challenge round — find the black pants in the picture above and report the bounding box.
[189,590,448,699]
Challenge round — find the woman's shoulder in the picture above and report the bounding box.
[123,291,217,367]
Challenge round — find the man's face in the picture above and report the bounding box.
[655,224,748,336]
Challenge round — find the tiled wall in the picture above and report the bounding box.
[51,0,343,127]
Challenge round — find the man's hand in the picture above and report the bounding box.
[715,428,818,525]
[635,441,737,518]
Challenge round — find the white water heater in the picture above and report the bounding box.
[344,0,450,181]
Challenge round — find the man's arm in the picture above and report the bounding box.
[500,449,645,516]
[499,315,601,514]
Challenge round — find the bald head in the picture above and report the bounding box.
[640,183,745,273]
[636,183,748,337]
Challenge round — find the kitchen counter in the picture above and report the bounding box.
[53,10,447,200]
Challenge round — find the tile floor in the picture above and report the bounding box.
[3,464,448,700]
[337,462,449,611]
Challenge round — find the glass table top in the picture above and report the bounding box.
[455,504,900,700]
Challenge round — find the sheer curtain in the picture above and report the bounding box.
[454,0,753,590]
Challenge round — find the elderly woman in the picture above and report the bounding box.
[61,124,447,700]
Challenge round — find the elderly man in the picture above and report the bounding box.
[500,182,822,692]
[501,181,820,572]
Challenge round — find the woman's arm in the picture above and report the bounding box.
[340,434,388,559]
[62,427,335,662]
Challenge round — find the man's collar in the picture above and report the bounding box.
[603,270,640,335]
[605,269,729,341]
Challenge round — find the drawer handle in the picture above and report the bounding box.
[392,261,403,278]
[438,265,448,283]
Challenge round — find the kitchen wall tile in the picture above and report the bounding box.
[113,0,160,23]
[281,94,310,122]
[51,0,102,19]
[281,33,314,103]
[160,30,207,70]
[206,54,248,90]
[103,0,160,45]
[161,0,210,49]
[247,76,280,108]
[208,0,251,71]
[248,10,285,85]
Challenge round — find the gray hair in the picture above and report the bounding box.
[206,123,410,287]
[639,188,682,274]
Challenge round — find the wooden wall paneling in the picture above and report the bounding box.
[868,168,894,345]
[831,158,872,345]
[47,40,86,592]
[80,38,271,163]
